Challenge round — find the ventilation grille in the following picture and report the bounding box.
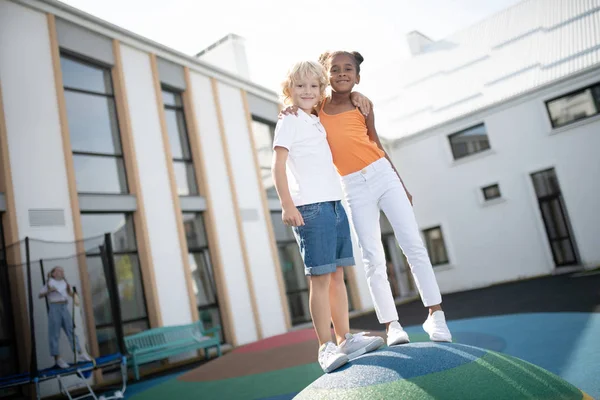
[29,209,66,227]
[240,208,259,221]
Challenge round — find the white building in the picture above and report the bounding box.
[375,0,600,294]
[0,0,348,396]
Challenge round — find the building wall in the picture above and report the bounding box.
[0,1,82,394]
[216,82,287,338]
[189,73,259,345]
[389,68,600,293]
[0,2,292,396]
[119,43,192,326]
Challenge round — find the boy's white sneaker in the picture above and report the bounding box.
[423,310,452,342]
[56,358,70,369]
[338,332,384,360]
[387,321,410,346]
[318,342,349,373]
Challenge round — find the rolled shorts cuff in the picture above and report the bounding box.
[305,263,337,276]
[336,257,355,267]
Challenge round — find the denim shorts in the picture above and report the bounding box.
[292,201,355,276]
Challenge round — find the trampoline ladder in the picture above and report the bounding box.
[57,370,98,400]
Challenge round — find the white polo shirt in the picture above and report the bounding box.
[273,109,342,206]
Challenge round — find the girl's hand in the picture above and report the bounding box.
[282,205,304,227]
[350,92,372,117]
[278,105,299,118]
[48,285,57,292]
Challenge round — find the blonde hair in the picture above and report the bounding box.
[280,60,328,106]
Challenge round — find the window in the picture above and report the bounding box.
[546,82,600,128]
[448,124,491,160]
[482,184,501,201]
[423,227,449,266]
[81,213,149,355]
[270,211,354,325]
[162,88,198,196]
[60,54,128,194]
[182,213,223,342]
[251,117,278,198]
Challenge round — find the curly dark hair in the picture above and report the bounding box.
[318,51,364,74]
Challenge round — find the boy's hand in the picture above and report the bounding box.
[282,205,304,227]
[279,105,299,118]
[350,92,372,117]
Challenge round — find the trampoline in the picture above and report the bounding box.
[0,234,130,399]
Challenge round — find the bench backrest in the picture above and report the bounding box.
[124,320,207,351]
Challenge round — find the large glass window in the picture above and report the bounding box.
[448,124,491,160]
[162,88,198,196]
[271,211,354,326]
[251,117,278,198]
[81,213,149,355]
[182,213,223,342]
[546,82,600,128]
[60,54,128,194]
[423,226,449,266]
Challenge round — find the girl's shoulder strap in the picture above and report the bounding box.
[319,97,328,113]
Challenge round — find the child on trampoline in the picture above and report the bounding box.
[272,60,383,373]
[39,266,91,368]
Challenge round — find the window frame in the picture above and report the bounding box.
[162,86,198,196]
[447,123,491,161]
[422,226,450,266]
[61,52,129,194]
[545,81,600,129]
[80,212,150,354]
[482,183,502,201]
[182,212,224,342]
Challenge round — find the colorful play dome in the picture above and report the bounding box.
[294,342,593,400]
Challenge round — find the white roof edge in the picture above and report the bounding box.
[18,0,278,102]
[389,64,600,147]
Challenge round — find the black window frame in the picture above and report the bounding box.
[545,81,600,129]
[60,51,129,195]
[162,86,198,196]
[448,123,491,160]
[482,183,502,201]
[80,212,150,355]
[182,212,224,343]
[422,226,450,266]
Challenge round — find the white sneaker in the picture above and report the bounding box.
[318,342,349,373]
[387,321,410,346]
[78,352,92,362]
[423,310,452,342]
[338,332,384,360]
[56,358,70,369]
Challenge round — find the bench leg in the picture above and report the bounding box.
[216,345,222,357]
[204,348,209,359]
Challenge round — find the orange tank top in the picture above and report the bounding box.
[319,100,385,176]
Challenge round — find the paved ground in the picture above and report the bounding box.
[351,271,600,330]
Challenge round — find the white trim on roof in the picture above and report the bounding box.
[15,0,278,102]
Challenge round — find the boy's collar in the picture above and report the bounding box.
[297,108,320,125]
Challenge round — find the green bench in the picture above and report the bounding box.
[124,321,222,380]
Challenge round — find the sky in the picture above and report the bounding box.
[59,0,524,94]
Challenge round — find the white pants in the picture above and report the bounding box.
[342,158,442,323]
